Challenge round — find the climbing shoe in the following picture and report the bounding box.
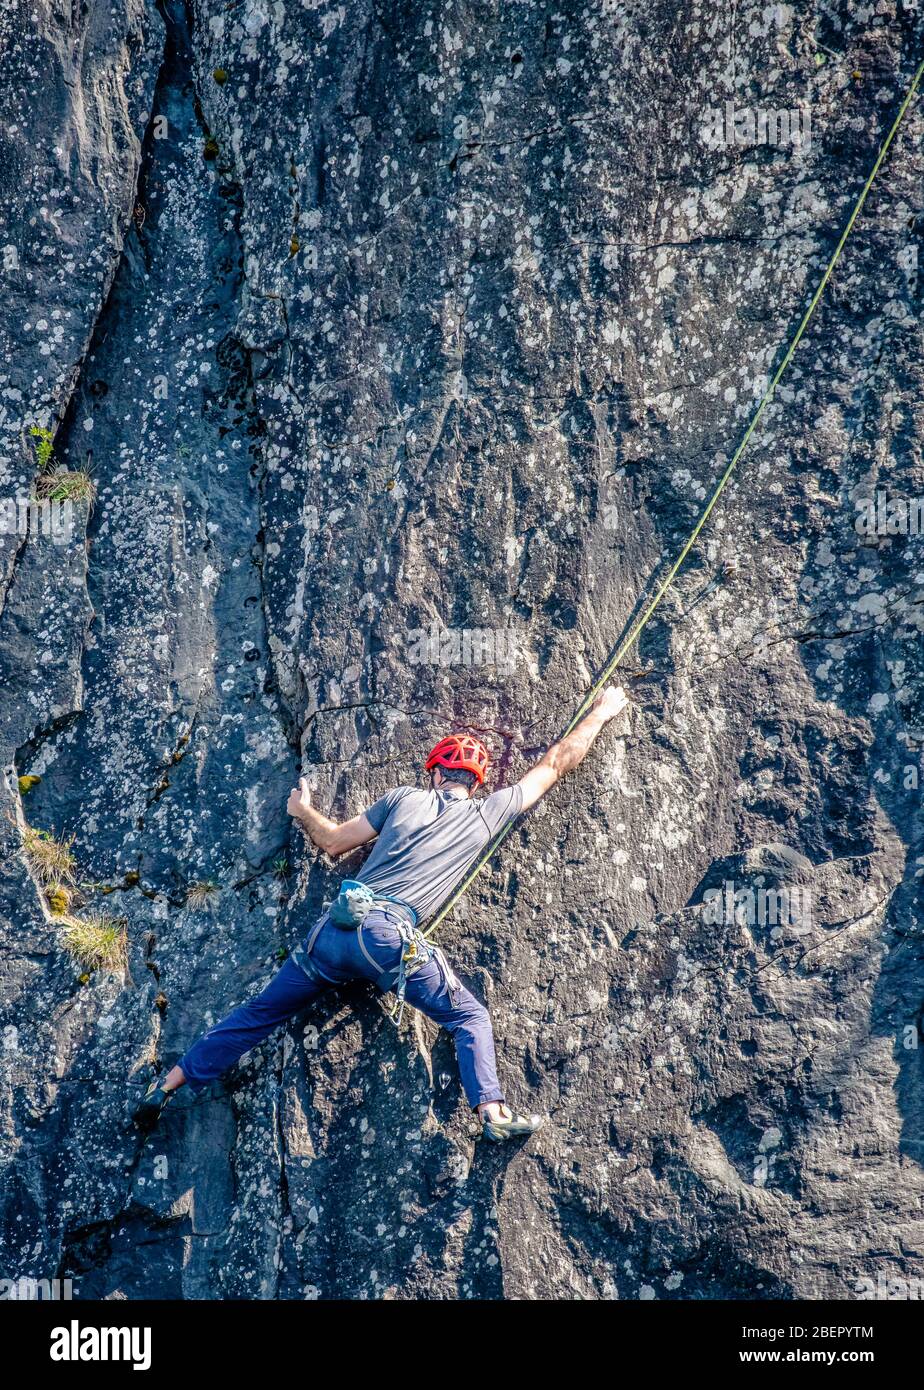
[480,1109,544,1143]
[132,1081,173,1132]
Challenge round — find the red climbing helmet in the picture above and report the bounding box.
[425,734,490,785]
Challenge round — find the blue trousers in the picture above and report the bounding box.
[177,909,504,1109]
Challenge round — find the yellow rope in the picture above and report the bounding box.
[421,56,924,945]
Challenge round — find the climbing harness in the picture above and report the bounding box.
[388,920,462,1028]
[414,53,924,950]
[324,882,461,1026]
[294,883,461,1027]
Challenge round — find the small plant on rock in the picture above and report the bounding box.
[186,880,220,909]
[35,468,96,504]
[29,424,54,471]
[60,913,128,972]
[22,827,77,886]
[45,882,73,916]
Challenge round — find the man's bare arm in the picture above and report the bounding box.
[286,777,378,857]
[516,685,629,813]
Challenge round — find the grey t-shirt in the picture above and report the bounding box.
[356,783,524,922]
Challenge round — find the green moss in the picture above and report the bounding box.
[213,67,228,84]
[46,883,73,916]
[203,137,219,161]
[18,774,41,794]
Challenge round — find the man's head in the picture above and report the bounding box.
[425,734,490,796]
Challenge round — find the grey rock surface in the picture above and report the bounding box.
[1,0,923,1299]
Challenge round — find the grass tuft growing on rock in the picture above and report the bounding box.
[20,819,132,973]
[186,879,220,909]
[60,914,128,972]
[22,827,77,886]
[35,468,96,504]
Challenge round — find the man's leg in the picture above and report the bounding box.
[402,958,543,1140]
[134,957,326,1128]
[402,960,505,1109]
[177,956,326,1089]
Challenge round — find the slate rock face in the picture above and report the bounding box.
[1,0,923,1300]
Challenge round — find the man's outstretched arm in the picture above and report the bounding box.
[516,685,629,812]
[286,777,377,857]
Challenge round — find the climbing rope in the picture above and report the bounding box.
[421,54,924,946]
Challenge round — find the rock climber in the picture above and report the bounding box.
[134,684,630,1139]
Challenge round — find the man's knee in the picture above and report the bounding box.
[446,986,492,1035]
